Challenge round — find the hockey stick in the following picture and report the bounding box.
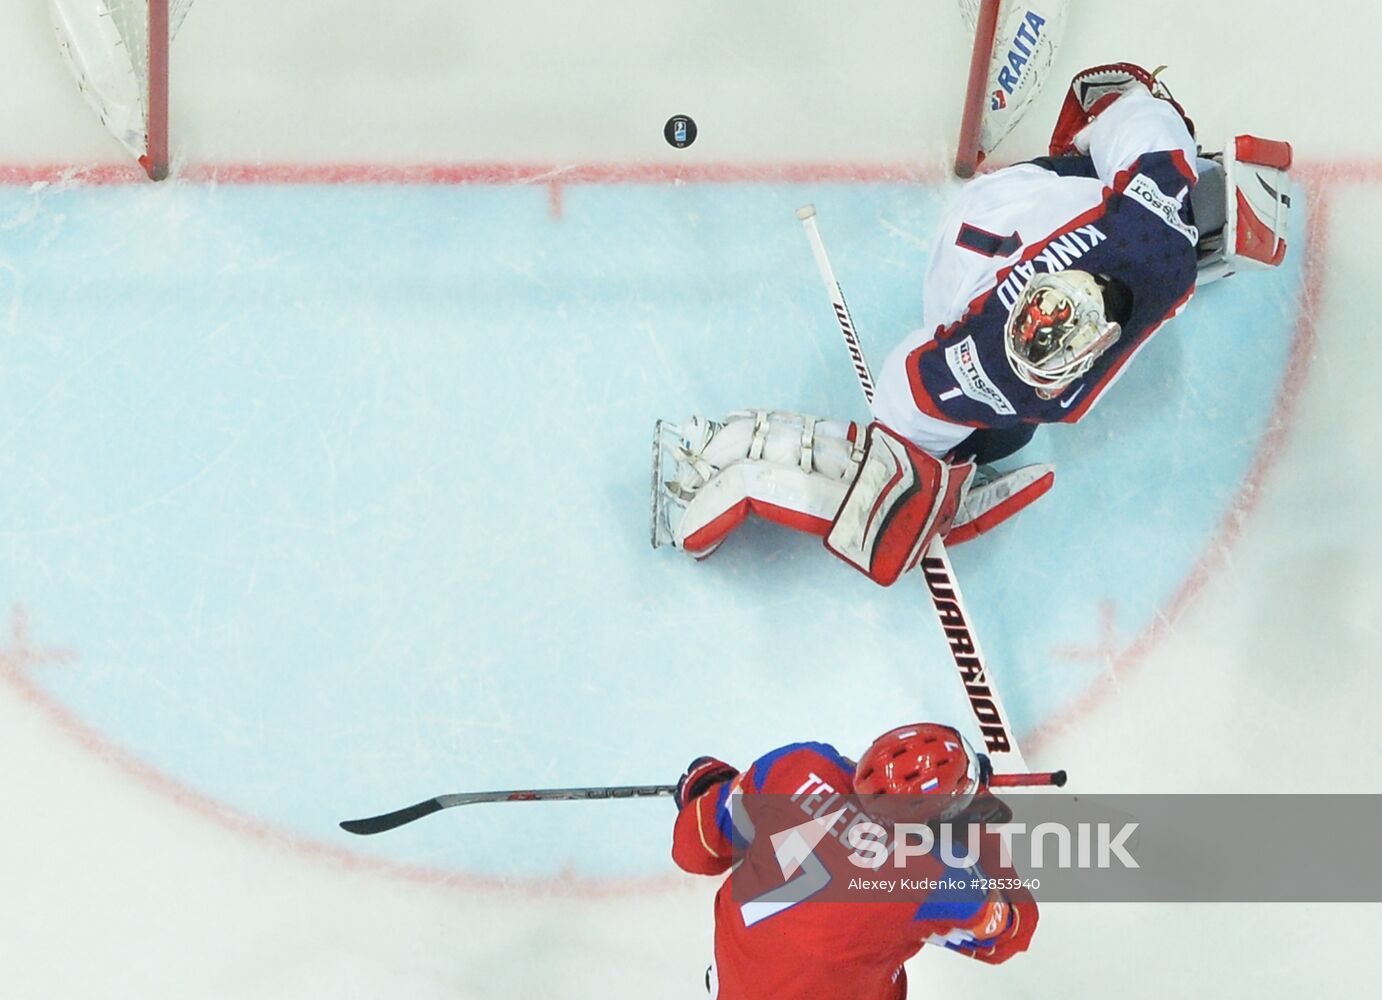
[340,783,677,835]
[340,771,1065,836]
[796,204,1029,771]
[990,769,1065,788]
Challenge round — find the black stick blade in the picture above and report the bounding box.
[340,798,444,835]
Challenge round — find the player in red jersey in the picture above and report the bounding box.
[671,723,1037,998]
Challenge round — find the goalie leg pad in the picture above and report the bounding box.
[653,411,863,557]
[824,422,975,587]
[945,464,1054,546]
[677,462,848,556]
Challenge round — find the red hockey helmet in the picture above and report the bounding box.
[854,723,984,820]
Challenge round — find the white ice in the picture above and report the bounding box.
[1,2,1380,998]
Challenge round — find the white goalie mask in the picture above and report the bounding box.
[1003,270,1122,397]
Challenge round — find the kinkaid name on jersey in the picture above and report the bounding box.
[996,223,1107,311]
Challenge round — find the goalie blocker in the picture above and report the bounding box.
[1194,135,1293,283]
[824,424,974,586]
[652,411,1053,585]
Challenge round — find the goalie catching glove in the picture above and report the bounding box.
[651,410,1052,584]
[1047,61,1195,157]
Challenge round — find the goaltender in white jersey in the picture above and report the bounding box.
[652,63,1295,587]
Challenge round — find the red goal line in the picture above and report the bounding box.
[0,158,1378,188]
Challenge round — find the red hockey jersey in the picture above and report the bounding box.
[672,741,1037,998]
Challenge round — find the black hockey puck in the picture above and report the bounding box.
[664,115,697,149]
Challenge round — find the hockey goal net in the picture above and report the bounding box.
[49,0,195,180]
[954,0,1068,177]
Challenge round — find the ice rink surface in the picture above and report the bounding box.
[1,2,1380,998]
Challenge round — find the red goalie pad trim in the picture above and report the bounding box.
[1234,191,1288,267]
[1235,136,1293,170]
[945,469,1055,546]
[755,500,834,538]
[681,497,832,555]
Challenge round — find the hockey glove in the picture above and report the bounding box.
[1048,62,1195,157]
[675,756,739,810]
[962,889,1039,965]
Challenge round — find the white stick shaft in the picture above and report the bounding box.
[797,207,876,401]
[795,204,1027,769]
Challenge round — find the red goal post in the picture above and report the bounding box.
[49,0,194,180]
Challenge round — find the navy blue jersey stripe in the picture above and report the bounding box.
[956,224,1023,258]
[750,741,853,793]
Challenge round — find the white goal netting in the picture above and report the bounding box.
[957,0,986,31]
[49,0,194,170]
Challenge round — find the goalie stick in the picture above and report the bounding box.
[795,204,1029,770]
[340,771,1067,835]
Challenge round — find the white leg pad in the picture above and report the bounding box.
[676,462,850,556]
[652,410,862,557]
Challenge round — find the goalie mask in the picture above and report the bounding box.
[1003,270,1121,397]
